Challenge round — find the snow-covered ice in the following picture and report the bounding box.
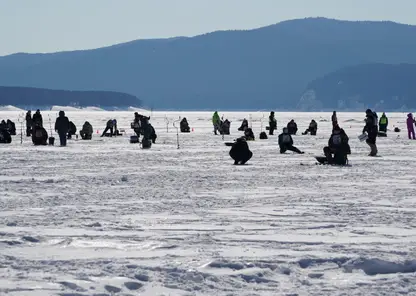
[0,111,415,296]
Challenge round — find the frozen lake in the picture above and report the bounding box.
[0,110,416,296]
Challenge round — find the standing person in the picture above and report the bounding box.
[25,110,33,136]
[55,111,70,146]
[407,113,415,140]
[379,112,388,133]
[101,119,114,137]
[363,109,378,156]
[268,111,277,135]
[331,111,338,129]
[32,109,43,127]
[212,111,221,135]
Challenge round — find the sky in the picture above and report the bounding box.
[1,0,415,56]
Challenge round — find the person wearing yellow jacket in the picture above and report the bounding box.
[212,111,221,135]
[379,113,388,133]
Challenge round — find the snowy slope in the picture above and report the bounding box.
[0,111,415,296]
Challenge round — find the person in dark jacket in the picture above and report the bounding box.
[80,121,93,140]
[67,121,77,139]
[25,110,33,136]
[278,127,303,154]
[32,123,48,146]
[244,127,255,141]
[0,120,6,130]
[379,112,388,133]
[229,137,253,165]
[6,120,16,135]
[238,118,249,131]
[363,109,378,156]
[101,119,114,137]
[0,124,12,143]
[323,125,351,165]
[32,110,43,128]
[221,119,231,135]
[149,124,157,143]
[331,111,338,129]
[268,111,277,135]
[180,118,190,133]
[287,120,298,135]
[302,119,318,135]
[55,111,70,146]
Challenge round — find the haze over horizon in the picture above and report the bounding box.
[1,0,415,56]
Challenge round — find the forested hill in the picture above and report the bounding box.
[298,63,416,111]
[2,18,416,109]
[0,86,142,109]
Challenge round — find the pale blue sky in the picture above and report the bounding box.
[0,0,414,56]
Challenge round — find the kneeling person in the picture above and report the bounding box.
[278,127,303,154]
[323,125,350,165]
[80,121,93,140]
[229,137,253,165]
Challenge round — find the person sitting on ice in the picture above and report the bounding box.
[6,120,16,135]
[278,127,303,154]
[287,119,298,135]
[238,118,249,131]
[32,123,48,146]
[180,118,190,133]
[229,137,253,165]
[323,125,350,165]
[0,124,12,143]
[221,119,231,135]
[67,121,77,139]
[302,119,318,135]
[101,119,114,137]
[80,121,93,140]
[244,127,255,141]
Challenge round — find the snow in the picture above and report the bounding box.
[0,111,415,296]
[0,105,24,112]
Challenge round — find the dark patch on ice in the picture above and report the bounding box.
[299,257,350,268]
[0,240,22,246]
[86,222,102,227]
[308,273,324,279]
[126,264,138,269]
[104,285,121,293]
[58,294,85,296]
[154,244,178,250]
[208,261,245,270]
[22,236,40,243]
[124,281,143,290]
[0,232,6,236]
[237,274,275,284]
[343,258,416,275]
[59,281,86,292]
[6,222,17,226]
[134,274,150,282]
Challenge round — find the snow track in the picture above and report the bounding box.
[0,111,415,295]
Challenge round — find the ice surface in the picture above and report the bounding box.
[0,110,415,296]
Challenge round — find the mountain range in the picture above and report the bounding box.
[2,17,416,110]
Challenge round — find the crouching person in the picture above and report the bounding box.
[323,125,351,165]
[180,118,190,133]
[80,121,93,140]
[229,137,253,165]
[278,127,304,154]
[32,124,48,146]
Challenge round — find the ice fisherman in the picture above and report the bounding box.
[379,113,388,133]
[287,119,298,135]
[80,121,93,140]
[244,127,255,141]
[101,119,114,137]
[407,113,415,140]
[32,109,43,128]
[55,111,70,146]
[212,111,221,135]
[363,109,378,156]
[238,118,249,131]
[25,110,33,136]
[302,119,318,135]
[229,137,253,165]
[323,125,351,165]
[32,123,48,146]
[180,118,190,133]
[268,111,277,135]
[278,127,304,154]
